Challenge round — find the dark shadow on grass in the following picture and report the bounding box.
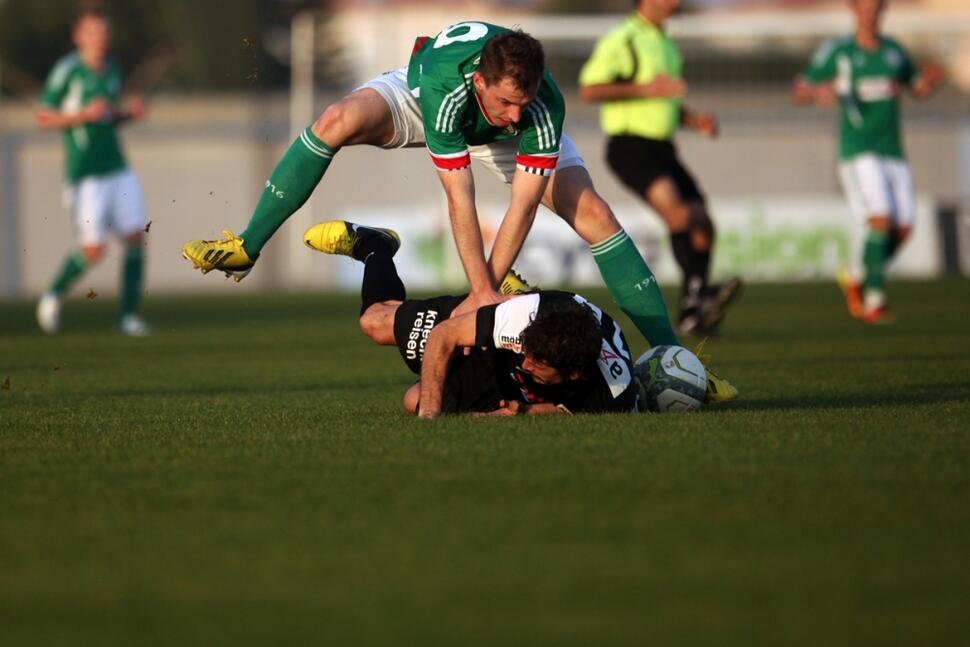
[722,381,970,412]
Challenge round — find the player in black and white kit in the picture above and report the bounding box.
[303,220,638,417]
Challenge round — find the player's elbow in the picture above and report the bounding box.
[402,383,420,415]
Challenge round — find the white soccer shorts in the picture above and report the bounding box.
[837,154,916,228]
[358,67,585,185]
[64,169,147,246]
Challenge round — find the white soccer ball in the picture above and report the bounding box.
[633,345,707,413]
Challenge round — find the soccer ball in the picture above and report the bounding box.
[633,345,707,413]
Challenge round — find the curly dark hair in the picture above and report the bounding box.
[478,30,545,96]
[520,299,602,379]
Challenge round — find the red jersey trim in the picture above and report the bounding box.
[430,151,471,171]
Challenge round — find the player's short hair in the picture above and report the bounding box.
[520,299,601,379]
[75,1,109,26]
[478,31,545,96]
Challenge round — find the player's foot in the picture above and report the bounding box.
[119,314,152,337]
[837,267,865,320]
[675,309,704,337]
[701,277,744,331]
[693,338,738,403]
[862,305,894,325]
[500,268,533,295]
[304,220,400,261]
[181,230,254,282]
[36,292,62,334]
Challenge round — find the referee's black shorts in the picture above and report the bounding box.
[606,135,706,204]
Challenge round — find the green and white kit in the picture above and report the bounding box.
[359,21,578,182]
[42,52,146,244]
[803,36,918,227]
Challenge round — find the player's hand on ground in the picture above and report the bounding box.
[473,400,523,417]
[641,74,686,99]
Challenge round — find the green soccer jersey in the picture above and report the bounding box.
[803,36,917,160]
[579,12,683,141]
[41,53,127,182]
[406,21,565,176]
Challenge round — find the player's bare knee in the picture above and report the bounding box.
[82,245,106,264]
[123,231,144,247]
[575,195,621,243]
[311,103,353,146]
[868,215,892,232]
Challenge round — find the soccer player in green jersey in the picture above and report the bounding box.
[793,0,943,324]
[579,0,742,337]
[182,21,738,401]
[35,7,151,336]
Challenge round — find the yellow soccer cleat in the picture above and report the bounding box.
[304,220,400,260]
[500,268,534,295]
[181,230,254,282]
[693,338,739,403]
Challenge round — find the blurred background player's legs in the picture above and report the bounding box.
[37,171,150,335]
[838,155,915,324]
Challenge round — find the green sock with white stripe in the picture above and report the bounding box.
[119,243,144,318]
[49,250,88,296]
[862,229,890,294]
[591,229,679,347]
[240,127,336,258]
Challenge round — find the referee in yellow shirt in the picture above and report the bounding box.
[580,0,741,336]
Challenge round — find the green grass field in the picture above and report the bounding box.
[2,279,969,646]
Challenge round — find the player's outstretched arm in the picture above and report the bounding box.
[417,313,479,419]
[791,76,836,107]
[437,168,505,317]
[579,75,687,103]
[35,98,109,129]
[487,168,548,286]
[681,107,718,138]
[910,62,945,100]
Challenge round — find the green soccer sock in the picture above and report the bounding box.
[591,229,679,347]
[49,250,88,296]
[120,243,144,318]
[240,127,337,258]
[862,229,890,294]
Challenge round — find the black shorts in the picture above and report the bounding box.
[393,295,464,375]
[606,135,705,204]
[393,294,506,414]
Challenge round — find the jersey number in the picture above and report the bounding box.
[434,22,489,49]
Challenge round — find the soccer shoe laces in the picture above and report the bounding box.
[692,337,739,403]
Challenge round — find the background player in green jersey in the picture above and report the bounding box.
[181,22,689,358]
[793,0,943,324]
[35,7,151,336]
[579,0,741,338]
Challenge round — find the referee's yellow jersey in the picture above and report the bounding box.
[579,12,683,140]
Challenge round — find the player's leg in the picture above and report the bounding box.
[839,155,894,322]
[542,163,679,348]
[112,170,151,335]
[38,180,108,333]
[542,157,737,402]
[886,159,916,261]
[183,77,402,278]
